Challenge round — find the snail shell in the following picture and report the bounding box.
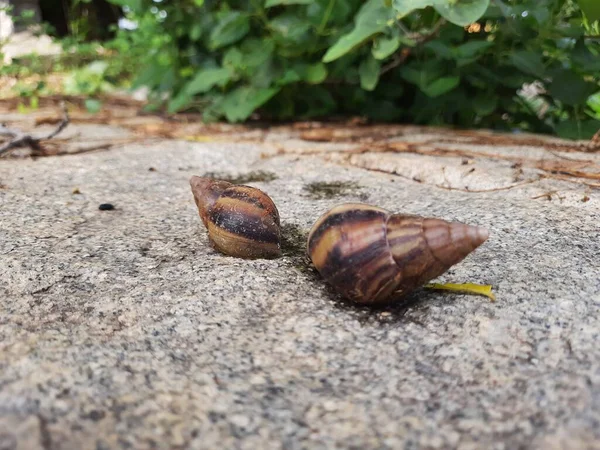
[190,176,282,259]
[307,203,489,304]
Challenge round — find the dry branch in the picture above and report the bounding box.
[0,103,69,156]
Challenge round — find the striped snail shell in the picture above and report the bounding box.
[307,203,489,304]
[190,176,282,259]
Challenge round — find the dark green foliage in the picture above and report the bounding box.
[104,0,600,138]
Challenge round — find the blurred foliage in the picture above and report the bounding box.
[4,0,600,138]
[101,0,600,138]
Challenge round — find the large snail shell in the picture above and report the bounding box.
[307,203,489,304]
[190,176,282,259]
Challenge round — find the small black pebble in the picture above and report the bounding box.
[86,410,106,421]
[99,203,115,211]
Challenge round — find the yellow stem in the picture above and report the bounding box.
[424,283,496,302]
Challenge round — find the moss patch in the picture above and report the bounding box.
[303,181,365,200]
[281,223,307,258]
[201,171,278,184]
[280,223,321,278]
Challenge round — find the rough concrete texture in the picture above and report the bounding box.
[1,119,599,450]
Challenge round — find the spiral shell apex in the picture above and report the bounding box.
[190,176,282,259]
[307,203,489,304]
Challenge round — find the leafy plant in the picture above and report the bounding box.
[47,0,600,137]
[63,60,114,96]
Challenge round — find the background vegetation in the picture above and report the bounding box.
[3,0,600,139]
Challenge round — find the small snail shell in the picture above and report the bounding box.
[190,176,282,259]
[307,203,489,304]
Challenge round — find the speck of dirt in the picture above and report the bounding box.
[84,410,106,422]
[201,171,278,184]
[99,203,115,211]
[303,181,364,200]
[72,187,81,194]
[148,167,157,172]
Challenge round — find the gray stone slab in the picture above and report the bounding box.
[0,125,599,450]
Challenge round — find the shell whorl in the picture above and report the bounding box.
[385,213,488,298]
[307,203,489,304]
[190,176,282,259]
[190,176,232,228]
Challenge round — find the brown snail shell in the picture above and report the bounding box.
[190,176,282,259]
[307,203,489,304]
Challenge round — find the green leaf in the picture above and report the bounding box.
[322,0,394,63]
[572,39,600,72]
[250,60,275,88]
[577,0,600,22]
[392,0,435,17]
[265,0,312,7]
[473,94,497,116]
[304,63,328,84]
[220,86,281,122]
[372,34,401,60]
[223,47,244,72]
[399,60,444,88]
[240,38,275,69]
[270,13,312,45]
[454,40,493,59]
[359,55,381,91]
[588,91,600,118]
[555,119,600,140]
[421,76,460,97]
[167,92,194,114]
[434,0,490,27]
[185,68,231,95]
[167,67,232,113]
[85,98,102,114]
[398,35,418,47]
[509,51,544,78]
[132,63,165,90]
[548,70,598,106]
[221,40,275,81]
[424,40,454,59]
[190,23,203,41]
[277,69,302,85]
[558,23,585,39]
[208,12,250,50]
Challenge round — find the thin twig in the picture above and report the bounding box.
[433,177,542,193]
[343,161,543,193]
[44,103,70,140]
[0,102,69,156]
[381,20,446,75]
[531,191,556,200]
[381,48,412,75]
[545,173,600,188]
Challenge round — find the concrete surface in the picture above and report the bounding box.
[1,31,61,64]
[0,120,599,449]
